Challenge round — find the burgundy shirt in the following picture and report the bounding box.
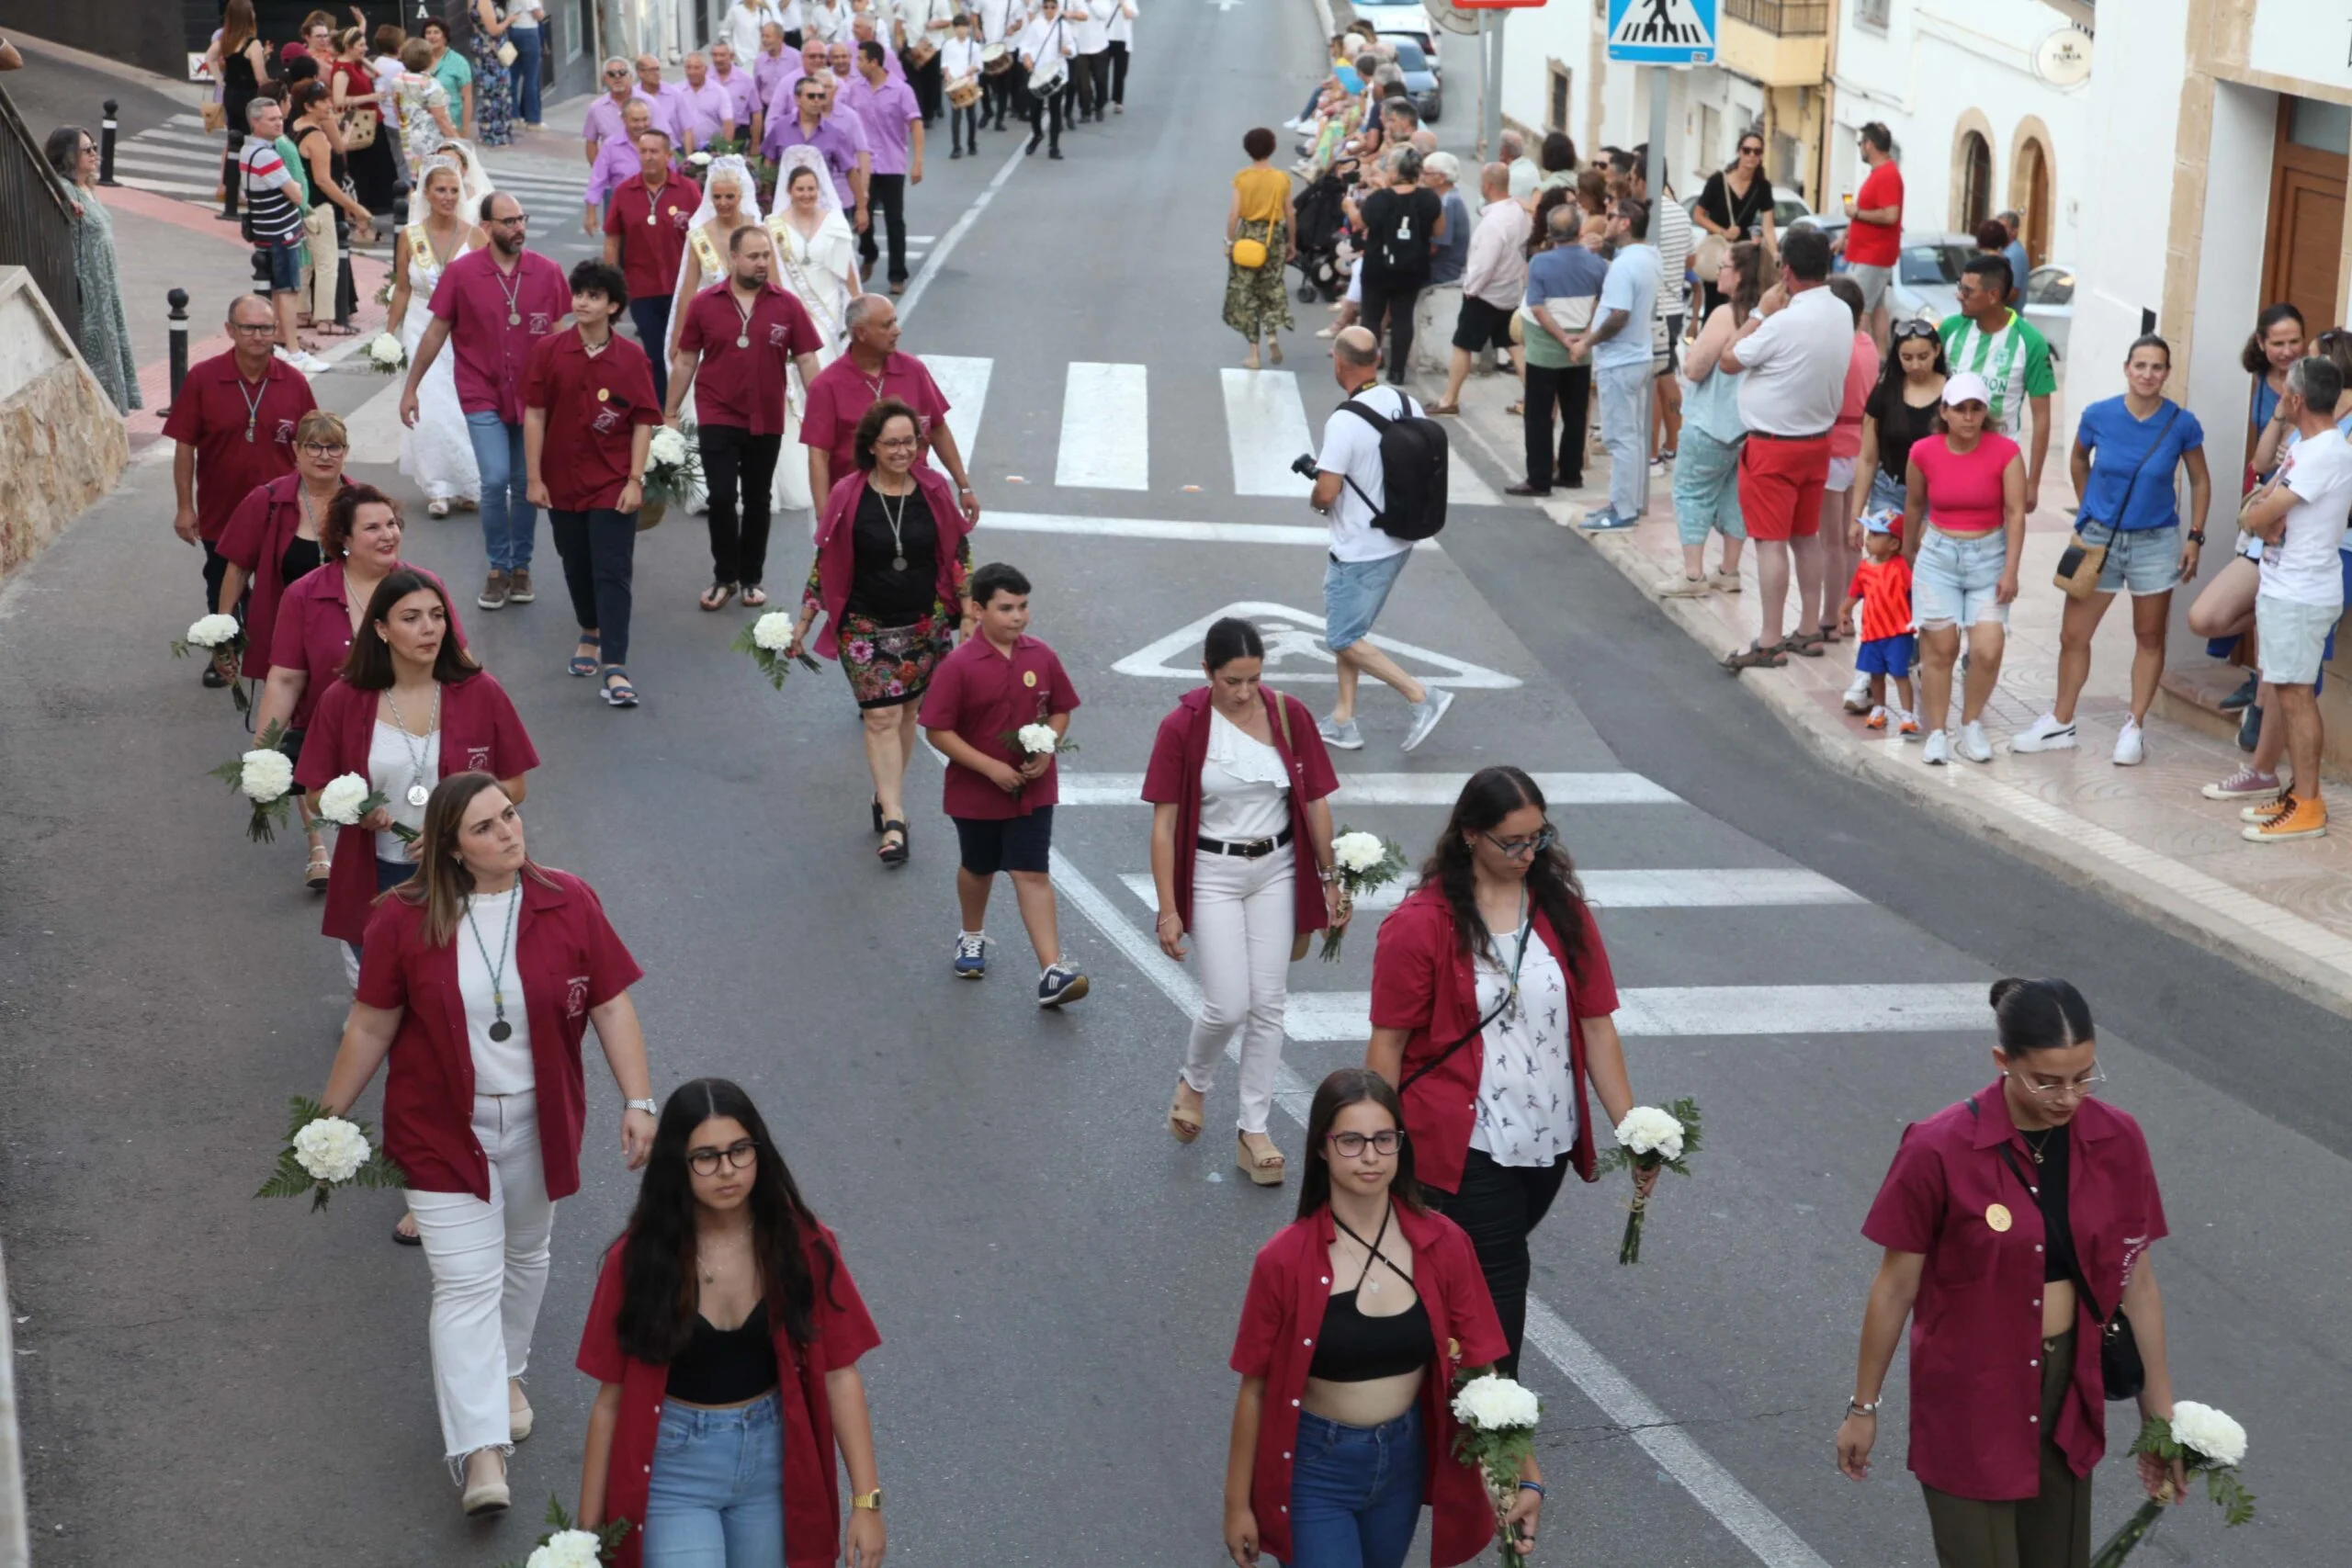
[523,329,664,513]
[215,472,349,680]
[916,632,1079,820]
[799,350,953,483]
[677,282,822,434]
[161,352,318,541]
[354,867,640,1201]
[1140,686,1340,936]
[1862,1084,2168,1501]
[265,561,469,733]
[603,173,703,300]
[427,248,573,426]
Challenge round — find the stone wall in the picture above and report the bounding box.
[0,268,128,579]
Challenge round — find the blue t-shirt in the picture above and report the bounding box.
[1430,191,1471,287]
[2001,239,2029,301]
[1592,243,1662,372]
[2075,396,2205,531]
[1334,65,1363,95]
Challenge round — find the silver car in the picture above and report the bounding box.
[1791,214,1977,326]
[2024,264,2074,360]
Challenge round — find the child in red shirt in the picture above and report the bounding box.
[1840,511,1917,734]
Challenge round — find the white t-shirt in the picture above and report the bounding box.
[458,886,537,1093]
[1017,16,1073,69]
[1466,925,1576,1167]
[2261,427,2352,606]
[941,33,983,79]
[1317,382,1419,562]
[1198,708,1291,842]
[368,721,438,863]
[1733,285,1851,436]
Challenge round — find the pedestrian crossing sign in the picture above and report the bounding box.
[1607,0,1716,64]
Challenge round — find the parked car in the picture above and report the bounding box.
[1680,188,1815,239]
[2024,263,2074,359]
[1789,214,1978,325]
[1377,29,1439,81]
[1385,37,1442,122]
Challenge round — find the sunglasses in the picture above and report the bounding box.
[1737,143,1762,155]
[1892,321,1939,341]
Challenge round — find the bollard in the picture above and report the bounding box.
[164,288,190,414]
[97,99,119,186]
[220,130,243,222]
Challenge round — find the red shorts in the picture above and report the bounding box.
[1738,431,1831,542]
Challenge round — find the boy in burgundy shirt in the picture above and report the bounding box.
[918,563,1087,1005]
[523,261,662,708]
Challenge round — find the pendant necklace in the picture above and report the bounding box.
[382,682,442,809]
[731,288,756,350]
[463,879,521,1043]
[2020,1125,2054,1168]
[877,481,911,572]
[234,369,268,445]
[492,259,525,327]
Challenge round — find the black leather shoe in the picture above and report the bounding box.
[1048,146,1063,159]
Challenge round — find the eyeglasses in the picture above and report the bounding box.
[230,321,277,335]
[1328,1130,1402,1157]
[487,214,529,226]
[2015,1065,2108,1100]
[299,441,348,457]
[686,1139,760,1176]
[1479,825,1557,860]
[876,434,920,449]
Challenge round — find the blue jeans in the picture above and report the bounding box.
[465,412,536,573]
[1287,1404,1425,1568]
[508,28,543,125]
[641,1393,787,1568]
[1595,360,1652,519]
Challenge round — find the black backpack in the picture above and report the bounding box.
[1369,191,1432,279]
[1340,395,1449,540]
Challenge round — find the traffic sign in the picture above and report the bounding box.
[1606,0,1715,64]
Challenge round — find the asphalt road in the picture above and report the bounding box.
[1,6,2344,1566]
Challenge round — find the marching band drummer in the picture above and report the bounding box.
[974,0,1022,132]
[941,12,982,159]
[1017,0,1075,160]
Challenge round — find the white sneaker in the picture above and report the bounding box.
[1922,729,1951,765]
[2011,712,2078,752]
[2112,718,2145,766]
[1958,721,1995,763]
[1842,671,1872,713]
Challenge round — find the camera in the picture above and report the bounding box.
[1289,452,1319,479]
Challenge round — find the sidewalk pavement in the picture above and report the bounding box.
[1430,356,2352,1020]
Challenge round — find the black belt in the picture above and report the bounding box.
[1748,427,1834,442]
[1197,827,1295,859]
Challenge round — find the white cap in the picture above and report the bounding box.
[1942,370,1992,408]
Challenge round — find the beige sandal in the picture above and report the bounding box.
[1169,1080,1204,1143]
[1237,1131,1286,1186]
[305,837,332,892]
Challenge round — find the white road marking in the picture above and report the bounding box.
[1048,847,1834,1568]
[108,147,226,174]
[1120,866,1861,915]
[1222,368,1316,497]
[115,175,220,198]
[1111,599,1521,688]
[978,511,1419,547]
[1448,450,1503,507]
[896,140,1027,322]
[1278,983,1990,1042]
[1055,362,1149,490]
[927,355,993,473]
[1057,771,1678,805]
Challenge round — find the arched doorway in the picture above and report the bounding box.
[2011,130,2053,267]
[1956,129,1994,233]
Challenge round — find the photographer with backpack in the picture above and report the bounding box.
[1306,326,1457,753]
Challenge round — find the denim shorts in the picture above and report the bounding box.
[1865,467,1906,519]
[1323,547,1413,651]
[2255,592,2342,685]
[1288,1404,1426,1568]
[264,237,303,293]
[2077,522,2183,596]
[1913,528,2011,628]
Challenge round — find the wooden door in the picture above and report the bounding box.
[2263,102,2347,333]
[2023,141,2051,267]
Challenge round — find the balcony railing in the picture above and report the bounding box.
[0,83,80,353]
[1723,0,1830,36]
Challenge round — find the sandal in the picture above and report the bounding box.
[877,819,909,866]
[1168,1079,1204,1144]
[1816,620,1844,646]
[1425,400,1461,416]
[305,837,333,892]
[1236,1132,1286,1187]
[392,1213,421,1247]
[1722,641,1789,673]
[741,584,768,608]
[699,581,737,612]
[567,634,601,677]
[871,796,886,834]
[600,668,639,707]
[1780,630,1827,658]
[1505,400,1524,417]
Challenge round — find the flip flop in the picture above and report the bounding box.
[699,582,737,612]
[741,585,768,607]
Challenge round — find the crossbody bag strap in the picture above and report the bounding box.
[2089,401,2181,539]
[1398,989,1510,1096]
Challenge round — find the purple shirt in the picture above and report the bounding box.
[752,48,797,108]
[709,64,760,124]
[764,110,863,206]
[581,90,654,149]
[639,80,690,141]
[841,73,919,175]
[674,79,738,142]
[426,248,572,426]
[584,137,658,208]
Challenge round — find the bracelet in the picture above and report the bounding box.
[1846,1398,1881,1417]
[1517,1480,1545,1497]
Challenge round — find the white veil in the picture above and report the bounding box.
[665,153,764,363]
[773,144,846,221]
[429,138,496,220]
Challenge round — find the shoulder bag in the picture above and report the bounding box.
[2054,400,2179,600]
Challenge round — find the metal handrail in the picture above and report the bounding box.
[0,81,81,352]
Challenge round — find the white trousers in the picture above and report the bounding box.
[405,1090,555,1463]
[1180,850,1295,1135]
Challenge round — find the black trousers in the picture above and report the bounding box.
[904,47,944,122]
[1107,39,1129,104]
[1026,83,1062,150]
[700,424,784,588]
[1430,1148,1571,1378]
[985,68,1015,127]
[1076,50,1108,118]
[859,172,909,283]
[1358,279,1422,386]
[548,507,639,665]
[202,536,232,615]
[951,100,979,152]
[1523,362,1592,490]
[628,296,673,409]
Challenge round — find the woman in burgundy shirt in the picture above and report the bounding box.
[1838,978,2188,1566]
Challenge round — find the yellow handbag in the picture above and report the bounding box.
[1232,236,1269,270]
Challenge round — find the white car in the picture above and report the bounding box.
[2024,264,2074,360]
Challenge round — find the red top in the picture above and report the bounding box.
[523,328,663,513]
[807,467,971,658]
[1847,556,1914,642]
[266,561,469,733]
[603,173,703,300]
[677,282,823,435]
[296,671,541,942]
[1830,332,1881,460]
[799,350,953,481]
[578,1225,882,1568]
[161,351,318,541]
[353,866,642,1201]
[916,632,1080,821]
[1862,1083,2168,1501]
[1847,161,1904,268]
[428,248,574,425]
[1368,886,1617,1194]
[216,472,349,680]
[1229,1203,1510,1568]
[1139,686,1340,936]
[1912,432,2020,536]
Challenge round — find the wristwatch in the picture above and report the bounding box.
[2186,530,2207,545]
[625,1097,659,1116]
[851,1488,885,1511]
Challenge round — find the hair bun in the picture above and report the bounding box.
[1987,976,2027,1009]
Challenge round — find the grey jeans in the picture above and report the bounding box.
[1596,360,1653,518]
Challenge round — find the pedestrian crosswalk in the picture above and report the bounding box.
[106,115,230,202]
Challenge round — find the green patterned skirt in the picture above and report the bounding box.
[1222,218,1295,342]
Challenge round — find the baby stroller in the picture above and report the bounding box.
[1289,157,1359,303]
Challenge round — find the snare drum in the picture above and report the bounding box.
[907,36,940,69]
[946,74,982,108]
[980,41,1012,75]
[1027,62,1067,96]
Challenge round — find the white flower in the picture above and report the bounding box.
[526,1531,605,1568]
[289,1117,370,1183]
[1452,1373,1541,1432]
[687,150,713,166]
[1016,722,1059,755]
[1614,1106,1686,1161]
[647,426,690,468]
[751,612,797,652]
[2168,1402,2247,1467]
[313,773,372,827]
[238,748,296,803]
[367,332,405,367]
[1332,831,1387,874]
[184,614,243,649]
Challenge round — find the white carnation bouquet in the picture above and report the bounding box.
[730,610,823,691]
[1592,1097,1702,1264]
[2090,1402,2254,1566]
[255,1096,408,1212]
[494,1495,634,1568]
[1450,1373,1540,1562]
[1320,828,1406,960]
[172,613,250,711]
[365,332,407,373]
[312,772,419,843]
[208,719,297,842]
[640,422,703,511]
[996,717,1079,801]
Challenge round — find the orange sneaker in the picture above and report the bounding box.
[2245,795,2327,841]
[1864,705,1889,730]
[1898,712,1921,738]
[2240,793,2296,826]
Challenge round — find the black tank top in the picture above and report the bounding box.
[664,1297,780,1404]
[2027,1126,2080,1285]
[1308,1289,1432,1382]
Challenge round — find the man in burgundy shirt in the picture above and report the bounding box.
[918,562,1087,1005]
[402,191,573,611]
[843,40,924,295]
[664,225,824,608]
[602,129,702,409]
[801,293,978,518]
[164,293,318,683]
[524,260,662,708]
